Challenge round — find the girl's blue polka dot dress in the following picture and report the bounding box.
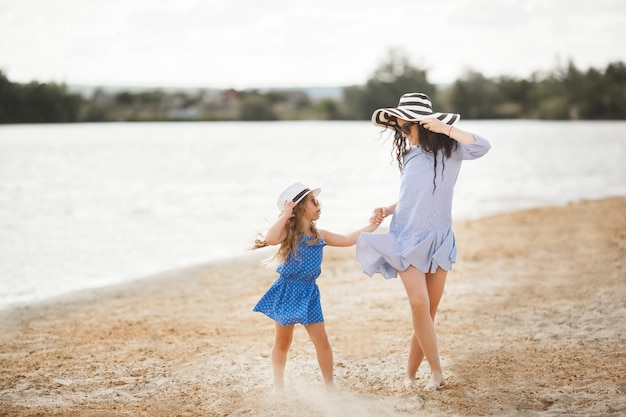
[253,236,327,326]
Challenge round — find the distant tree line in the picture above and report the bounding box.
[342,49,626,121]
[448,61,626,120]
[1,51,625,124]
[0,72,83,123]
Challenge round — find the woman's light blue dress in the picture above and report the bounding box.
[356,135,491,278]
[253,236,327,326]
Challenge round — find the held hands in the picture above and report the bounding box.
[369,207,388,225]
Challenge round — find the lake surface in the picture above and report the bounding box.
[1,120,624,308]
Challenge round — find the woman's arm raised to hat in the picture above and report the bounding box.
[421,118,477,145]
[265,201,294,245]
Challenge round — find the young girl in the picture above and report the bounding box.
[252,182,380,390]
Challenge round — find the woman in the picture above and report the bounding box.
[356,92,491,391]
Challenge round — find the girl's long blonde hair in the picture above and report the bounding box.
[252,198,321,263]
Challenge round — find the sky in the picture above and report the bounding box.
[1,0,625,89]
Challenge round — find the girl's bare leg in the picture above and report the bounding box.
[405,267,447,388]
[305,322,334,387]
[272,322,294,389]
[399,266,446,391]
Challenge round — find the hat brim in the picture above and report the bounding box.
[372,108,461,129]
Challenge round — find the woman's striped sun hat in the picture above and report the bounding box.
[371,92,461,129]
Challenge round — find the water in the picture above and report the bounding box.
[1,120,625,309]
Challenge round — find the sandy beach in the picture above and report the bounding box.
[1,197,624,417]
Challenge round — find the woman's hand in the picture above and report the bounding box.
[421,117,477,144]
[419,117,449,135]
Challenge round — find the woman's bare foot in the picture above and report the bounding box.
[424,372,445,391]
[403,375,417,389]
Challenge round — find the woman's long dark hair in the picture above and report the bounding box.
[386,117,458,192]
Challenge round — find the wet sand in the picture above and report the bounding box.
[1,197,624,416]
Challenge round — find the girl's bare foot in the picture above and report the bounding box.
[403,375,417,389]
[325,381,336,393]
[272,380,285,394]
[424,372,445,391]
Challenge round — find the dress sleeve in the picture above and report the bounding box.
[459,134,491,160]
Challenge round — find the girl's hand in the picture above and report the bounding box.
[280,200,295,218]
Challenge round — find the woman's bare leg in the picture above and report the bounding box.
[272,322,294,389]
[405,267,447,388]
[404,333,422,388]
[305,322,334,387]
[399,266,446,391]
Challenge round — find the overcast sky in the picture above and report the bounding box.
[1,0,625,89]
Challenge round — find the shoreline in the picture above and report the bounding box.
[2,194,622,315]
[0,250,269,330]
[1,196,624,416]
[0,249,266,315]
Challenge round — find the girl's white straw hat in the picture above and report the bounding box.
[277,182,321,211]
[371,92,461,128]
